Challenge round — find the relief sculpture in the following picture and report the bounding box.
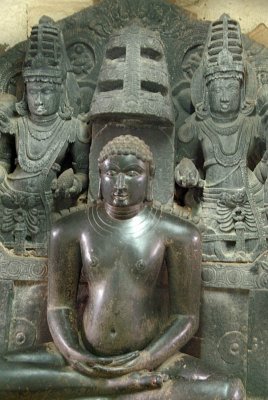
[175,14,267,262]
[0,16,89,256]
[0,1,267,399]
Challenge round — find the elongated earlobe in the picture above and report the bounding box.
[97,177,103,200]
[146,178,153,201]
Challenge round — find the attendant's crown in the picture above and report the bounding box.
[23,16,66,83]
[204,14,244,81]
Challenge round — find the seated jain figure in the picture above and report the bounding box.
[0,136,245,400]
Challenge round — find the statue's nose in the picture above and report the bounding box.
[221,90,229,102]
[115,172,126,189]
[35,92,43,105]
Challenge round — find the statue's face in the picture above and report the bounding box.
[26,81,62,117]
[207,77,241,120]
[100,154,149,207]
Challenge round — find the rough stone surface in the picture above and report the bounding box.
[0,0,268,48]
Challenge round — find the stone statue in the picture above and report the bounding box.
[175,14,267,262]
[0,135,245,399]
[0,17,90,256]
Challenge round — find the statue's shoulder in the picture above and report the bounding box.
[152,201,201,241]
[52,204,88,227]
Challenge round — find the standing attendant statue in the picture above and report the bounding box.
[0,17,89,255]
[175,14,267,261]
[0,135,245,399]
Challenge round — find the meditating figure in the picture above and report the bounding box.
[0,135,245,399]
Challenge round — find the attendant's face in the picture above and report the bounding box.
[207,77,241,120]
[26,81,61,117]
[100,154,149,207]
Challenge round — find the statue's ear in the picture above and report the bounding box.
[146,176,153,202]
[98,176,103,200]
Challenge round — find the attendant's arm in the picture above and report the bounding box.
[70,121,90,194]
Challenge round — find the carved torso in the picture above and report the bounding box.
[82,205,165,355]
[7,115,78,193]
[197,114,260,189]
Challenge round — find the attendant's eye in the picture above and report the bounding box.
[106,170,117,177]
[126,170,140,177]
[43,89,53,95]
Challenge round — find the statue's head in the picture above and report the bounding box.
[98,135,155,208]
[206,74,243,121]
[194,14,254,121]
[25,80,62,118]
[17,16,71,119]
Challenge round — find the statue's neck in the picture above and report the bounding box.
[29,113,58,125]
[104,202,145,220]
[210,113,240,125]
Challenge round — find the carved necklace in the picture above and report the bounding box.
[27,116,62,141]
[205,114,243,136]
[200,116,253,167]
[17,116,73,173]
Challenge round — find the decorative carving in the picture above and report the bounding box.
[0,17,90,256]
[218,331,247,365]
[175,14,267,262]
[0,135,245,400]
[202,251,268,289]
[0,1,267,398]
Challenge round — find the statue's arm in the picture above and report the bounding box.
[70,120,91,193]
[47,219,90,364]
[175,119,203,188]
[145,220,202,369]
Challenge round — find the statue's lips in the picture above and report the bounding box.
[35,106,46,112]
[113,191,128,200]
[220,103,229,110]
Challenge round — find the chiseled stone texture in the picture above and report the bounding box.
[0,0,268,50]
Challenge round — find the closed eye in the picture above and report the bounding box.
[126,170,142,177]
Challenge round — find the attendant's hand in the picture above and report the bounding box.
[175,158,203,188]
[0,110,11,134]
[52,169,83,199]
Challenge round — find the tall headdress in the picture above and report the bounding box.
[204,14,244,82]
[89,23,174,126]
[23,16,67,83]
[191,14,257,115]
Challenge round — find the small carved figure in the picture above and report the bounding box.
[0,135,245,399]
[175,14,267,261]
[0,17,90,255]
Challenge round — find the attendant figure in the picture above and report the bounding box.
[175,14,266,261]
[0,17,89,255]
